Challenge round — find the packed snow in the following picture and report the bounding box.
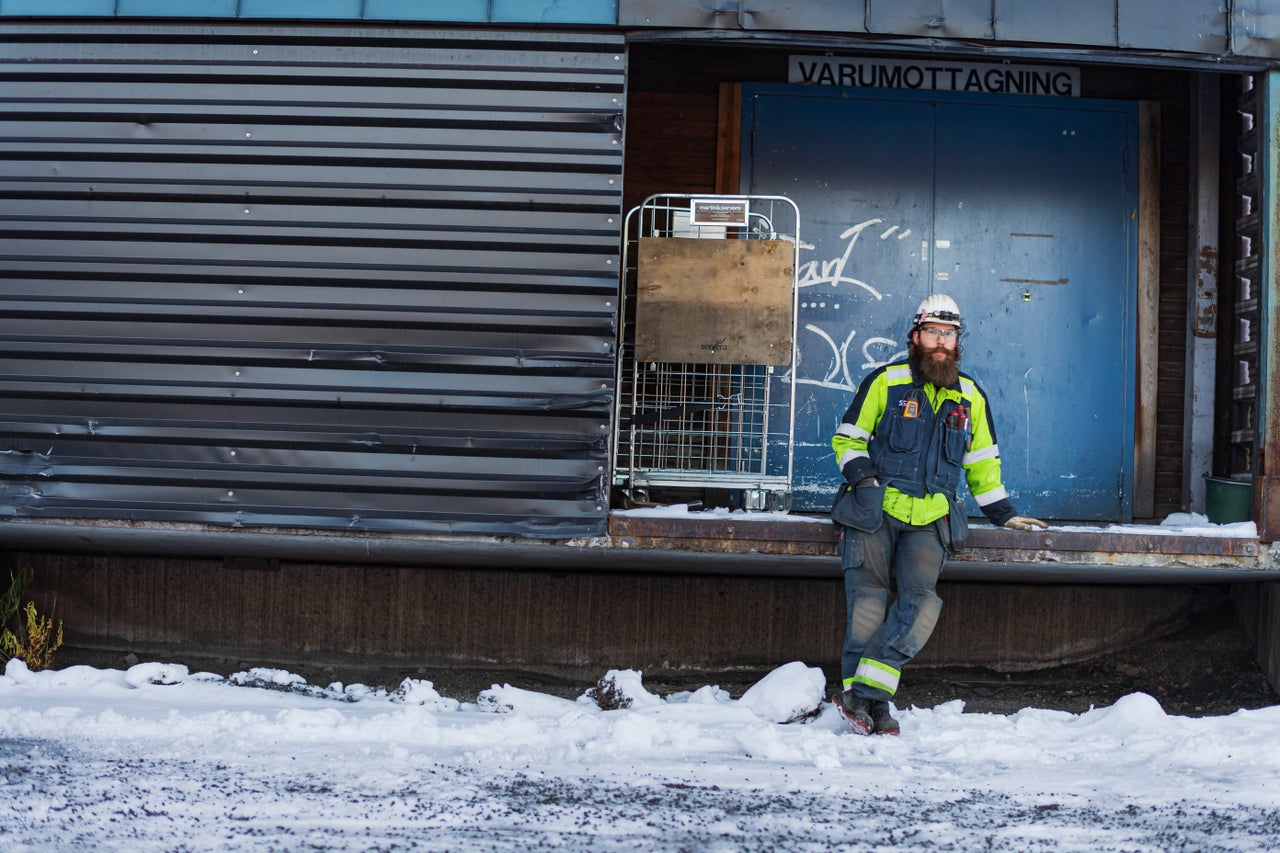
[3,657,1278,851]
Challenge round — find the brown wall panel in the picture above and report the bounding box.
[19,551,1195,676]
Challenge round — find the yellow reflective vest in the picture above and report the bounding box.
[831,359,1016,527]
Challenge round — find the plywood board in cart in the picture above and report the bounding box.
[634,237,794,365]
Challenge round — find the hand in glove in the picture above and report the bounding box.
[1003,515,1048,531]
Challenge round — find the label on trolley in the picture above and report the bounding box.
[690,198,750,227]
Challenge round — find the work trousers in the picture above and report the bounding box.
[840,512,946,700]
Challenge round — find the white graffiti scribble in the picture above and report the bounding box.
[793,218,912,392]
[799,325,905,391]
[797,218,911,297]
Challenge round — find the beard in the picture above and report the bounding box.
[909,339,961,388]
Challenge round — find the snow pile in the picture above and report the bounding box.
[735,660,826,723]
[390,677,460,711]
[3,656,1279,851]
[589,668,665,709]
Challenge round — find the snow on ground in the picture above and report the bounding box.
[3,658,1279,852]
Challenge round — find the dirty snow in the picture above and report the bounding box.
[2,657,1278,851]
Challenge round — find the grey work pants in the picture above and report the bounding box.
[839,512,946,699]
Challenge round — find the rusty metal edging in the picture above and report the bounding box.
[4,514,1277,584]
[607,513,1263,556]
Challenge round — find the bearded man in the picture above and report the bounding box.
[828,294,1047,735]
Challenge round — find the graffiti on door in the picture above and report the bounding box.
[795,217,913,393]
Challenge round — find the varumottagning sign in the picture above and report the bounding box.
[789,55,1080,97]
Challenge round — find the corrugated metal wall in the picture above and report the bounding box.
[0,24,625,537]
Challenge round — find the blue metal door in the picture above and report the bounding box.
[743,85,1137,520]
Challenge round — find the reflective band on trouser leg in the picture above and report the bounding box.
[850,658,901,695]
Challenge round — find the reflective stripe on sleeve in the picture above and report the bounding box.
[835,422,871,440]
[963,444,1000,465]
[837,448,869,469]
[973,485,1009,506]
[850,657,901,695]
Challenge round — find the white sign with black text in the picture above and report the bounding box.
[789,55,1080,97]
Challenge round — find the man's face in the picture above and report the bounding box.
[914,323,959,358]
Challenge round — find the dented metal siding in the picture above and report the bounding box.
[0,24,625,537]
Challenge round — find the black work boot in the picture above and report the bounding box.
[870,699,900,736]
[834,690,873,735]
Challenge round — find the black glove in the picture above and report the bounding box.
[841,459,877,489]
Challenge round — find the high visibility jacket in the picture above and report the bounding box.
[831,358,1017,527]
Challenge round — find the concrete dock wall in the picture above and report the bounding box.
[12,550,1203,678]
[1236,582,1280,693]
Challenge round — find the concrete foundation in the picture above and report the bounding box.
[9,550,1205,679]
[1235,581,1280,694]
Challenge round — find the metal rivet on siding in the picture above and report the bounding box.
[227,491,235,496]
[229,450,236,457]
[234,371,241,376]
[245,132,252,138]
[608,179,615,184]
[252,49,259,55]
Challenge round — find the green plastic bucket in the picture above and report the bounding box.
[1204,476,1253,524]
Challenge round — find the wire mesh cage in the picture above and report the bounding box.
[613,194,800,509]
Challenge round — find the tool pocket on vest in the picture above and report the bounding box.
[942,420,966,464]
[885,408,925,452]
[875,407,925,479]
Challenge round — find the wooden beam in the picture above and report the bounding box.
[1134,101,1161,519]
[715,82,742,193]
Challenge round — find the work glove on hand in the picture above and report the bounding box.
[1003,515,1048,531]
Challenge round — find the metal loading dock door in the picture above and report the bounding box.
[614,194,800,510]
[741,85,1139,520]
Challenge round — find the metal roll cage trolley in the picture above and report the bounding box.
[612,194,801,513]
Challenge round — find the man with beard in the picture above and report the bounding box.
[829,294,1046,735]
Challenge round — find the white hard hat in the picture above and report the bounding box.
[912,294,962,329]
